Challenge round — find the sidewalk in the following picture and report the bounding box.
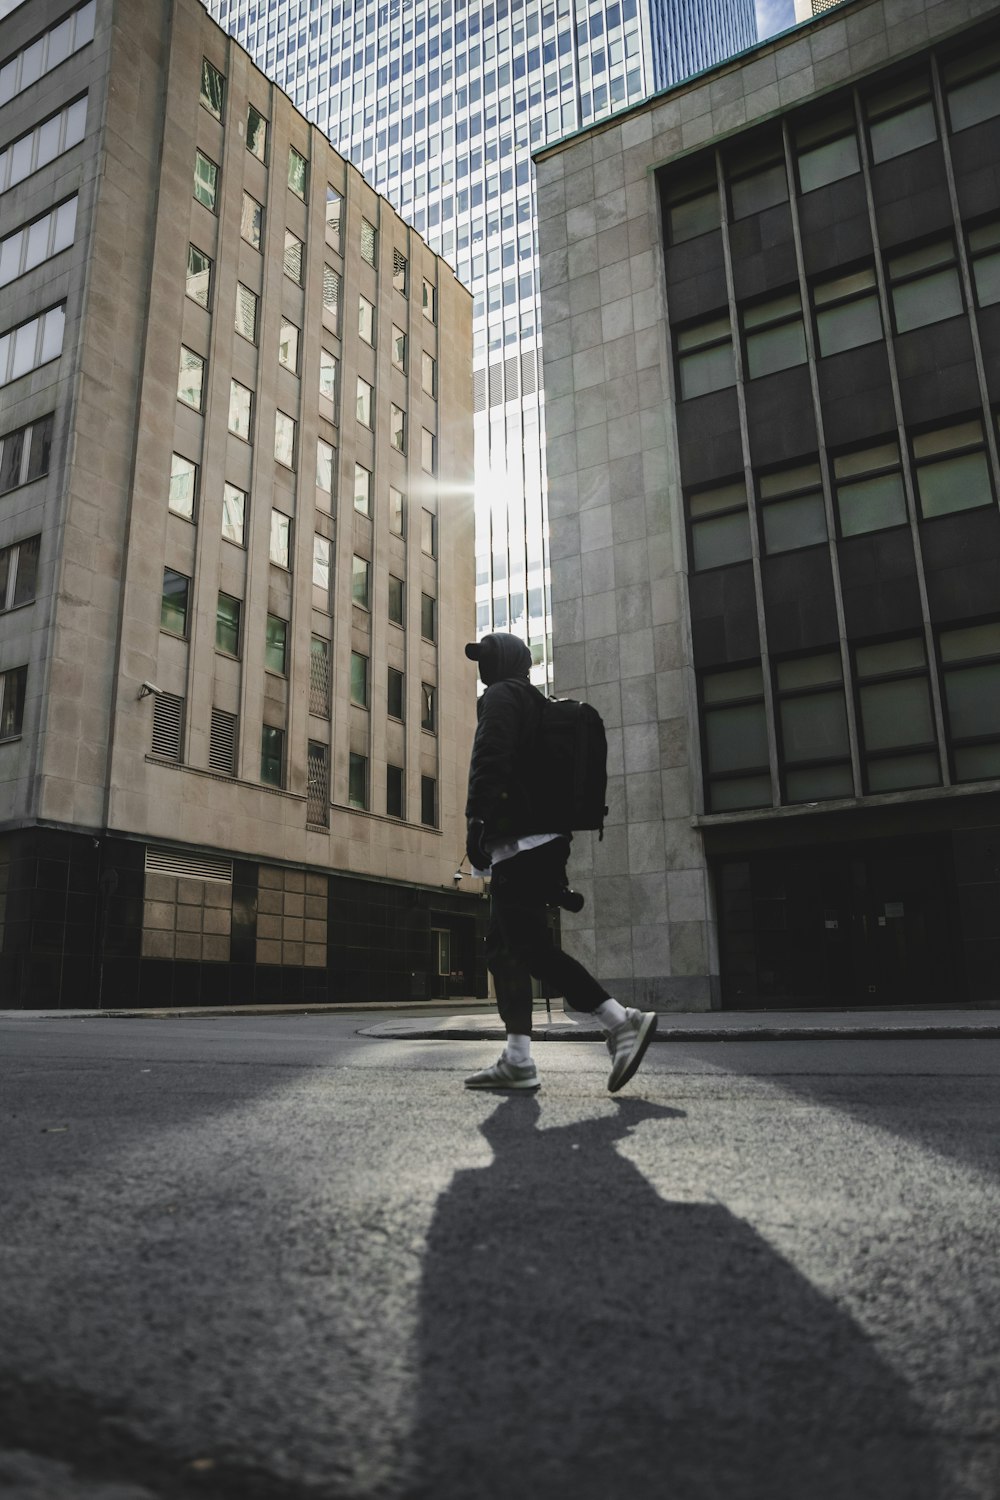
[3,1001,999,1041]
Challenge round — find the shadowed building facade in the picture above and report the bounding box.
[534,0,1000,1009]
[0,0,482,1008]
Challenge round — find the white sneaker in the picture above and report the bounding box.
[606,1009,658,1092]
[464,1055,541,1091]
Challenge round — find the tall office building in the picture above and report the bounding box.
[205,0,757,684]
[0,0,481,1009]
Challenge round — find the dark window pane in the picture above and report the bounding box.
[836,472,907,536]
[762,493,828,553]
[349,752,368,809]
[916,451,992,519]
[859,678,934,752]
[705,702,769,774]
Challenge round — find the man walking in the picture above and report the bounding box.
[463,632,658,1093]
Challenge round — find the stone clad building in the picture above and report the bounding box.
[535,0,1000,1009]
[0,0,481,1008]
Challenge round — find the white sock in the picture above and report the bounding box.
[504,1033,532,1065]
[594,998,629,1030]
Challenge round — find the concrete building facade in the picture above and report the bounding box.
[534,0,1000,1009]
[0,0,481,1009]
[204,0,757,691]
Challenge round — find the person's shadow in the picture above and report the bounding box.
[404,1096,940,1499]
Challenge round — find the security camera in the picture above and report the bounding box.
[137,681,161,699]
[453,868,464,884]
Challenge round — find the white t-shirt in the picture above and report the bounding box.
[472,830,564,877]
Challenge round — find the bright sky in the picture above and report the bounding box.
[756,0,796,39]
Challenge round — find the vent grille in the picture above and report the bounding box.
[151,692,183,760]
[521,349,537,395]
[310,637,331,716]
[145,848,233,883]
[488,361,503,406]
[209,708,237,775]
[473,368,487,413]
[504,355,519,399]
[323,263,341,313]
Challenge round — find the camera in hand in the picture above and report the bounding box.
[549,885,585,914]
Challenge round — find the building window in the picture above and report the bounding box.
[912,420,993,520]
[348,752,368,810]
[701,664,771,812]
[421,508,437,557]
[326,186,343,251]
[0,304,64,385]
[422,278,436,321]
[0,665,26,740]
[390,404,406,453]
[969,219,1000,309]
[663,161,720,245]
[222,482,246,545]
[283,230,303,284]
[420,774,437,827]
[421,351,437,397]
[193,150,218,211]
[743,291,807,379]
[260,724,284,788]
[350,651,369,708]
[359,295,376,343]
[775,653,852,803]
[833,441,907,537]
[813,266,882,357]
[0,94,88,196]
[357,378,373,427]
[421,428,436,473]
[361,217,378,266]
[0,198,78,292]
[393,248,408,295]
[246,104,268,160]
[676,315,735,400]
[795,104,860,193]
[389,486,405,536]
[727,137,788,220]
[855,637,939,793]
[307,741,330,826]
[866,72,937,164]
[186,244,212,307]
[944,46,1000,133]
[278,319,299,373]
[228,380,253,440]
[168,453,198,520]
[0,4,96,111]
[310,635,331,716]
[888,238,962,333]
[200,58,225,118]
[421,682,436,733]
[392,325,407,370]
[216,592,241,655]
[235,282,259,343]
[269,510,291,568]
[940,621,1000,782]
[265,614,287,674]
[319,348,338,404]
[316,438,334,499]
[386,763,404,818]
[421,592,437,642]
[352,554,371,609]
[323,265,341,325]
[758,462,827,554]
[388,574,404,626]
[161,568,189,636]
[209,708,237,776]
[354,463,371,517]
[241,193,263,249]
[274,410,296,468]
[313,534,331,594]
[288,146,307,198]
[177,346,204,409]
[0,535,39,612]
[0,414,53,495]
[388,666,404,719]
[151,691,183,761]
[686,481,750,571]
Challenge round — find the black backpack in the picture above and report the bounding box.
[532,694,608,838]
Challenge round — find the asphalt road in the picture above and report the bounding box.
[1,1014,998,1500]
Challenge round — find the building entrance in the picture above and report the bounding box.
[717,837,959,1009]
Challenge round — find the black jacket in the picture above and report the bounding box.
[465,638,553,840]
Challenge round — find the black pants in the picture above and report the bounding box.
[485,838,610,1036]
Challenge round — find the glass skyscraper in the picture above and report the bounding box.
[205,0,757,682]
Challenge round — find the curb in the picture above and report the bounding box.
[359,1021,1000,1043]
